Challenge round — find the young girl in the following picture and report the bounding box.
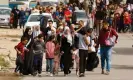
[71,47,79,76]
[45,35,55,77]
[53,41,61,75]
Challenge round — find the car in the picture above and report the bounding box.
[0,7,11,28]
[74,10,89,27]
[39,0,59,6]
[25,13,57,29]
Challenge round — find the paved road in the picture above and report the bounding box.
[21,33,133,80]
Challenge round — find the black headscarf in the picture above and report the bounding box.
[22,27,32,40]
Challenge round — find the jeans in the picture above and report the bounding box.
[46,59,54,73]
[100,46,112,72]
[33,54,43,74]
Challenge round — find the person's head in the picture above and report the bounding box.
[24,27,32,35]
[78,20,84,28]
[38,34,44,42]
[59,7,63,12]
[64,28,70,35]
[70,24,75,31]
[21,37,28,45]
[48,20,53,27]
[48,35,55,42]
[35,25,40,31]
[103,21,109,30]
[86,28,93,36]
[21,7,24,11]
[14,6,17,9]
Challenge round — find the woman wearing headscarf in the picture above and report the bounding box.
[33,25,42,39]
[11,6,19,29]
[60,28,72,76]
[21,27,34,75]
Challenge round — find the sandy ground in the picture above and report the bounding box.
[0,28,23,68]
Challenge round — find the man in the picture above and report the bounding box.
[64,6,72,27]
[76,20,91,77]
[96,22,118,75]
[19,7,26,29]
[44,20,56,41]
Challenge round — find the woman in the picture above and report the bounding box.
[96,22,118,75]
[60,28,72,76]
[11,7,19,29]
[22,27,34,75]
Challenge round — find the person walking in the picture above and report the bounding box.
[96,22,118,75]
[45,35,56,77]
[11,7,19,29]
[61,28,72,76]
[32,34,45,77]
[19,7,26,29]
[76,28,92,77]
[14,37,28,76]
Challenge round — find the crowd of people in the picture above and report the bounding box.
[14,0,133,77]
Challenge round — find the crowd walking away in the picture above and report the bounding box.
[13,0,123,77]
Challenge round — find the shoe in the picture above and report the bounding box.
[101,70,105,74]
[19,73,23,76]
[46,72,49,76]
[50,73,53,77]
[79,73,85,77]
[105,71,110,75]
[76,70,79,76]
[64,74,68,76]
[68,70,71,74]
[33,71,37,76]
[38,74,42,77]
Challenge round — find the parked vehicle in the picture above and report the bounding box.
[0,7,11,28]
[25,13,57,29]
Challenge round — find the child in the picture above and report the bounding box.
[32,34,45,77]
[53,41,61,75]
[45,35,55,77]
[14,37,28,75]
[71,47,79,76]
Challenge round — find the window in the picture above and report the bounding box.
[0,9,11,15]
[29,15,52,22]
[75,12,87,18]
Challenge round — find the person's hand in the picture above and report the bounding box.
[115,40,118,44]
[18,51,21,54]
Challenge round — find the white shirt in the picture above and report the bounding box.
[87,36,96,52]
[77,33,88,50]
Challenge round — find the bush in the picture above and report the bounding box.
[0,55,10,68]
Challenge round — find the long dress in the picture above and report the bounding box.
[22,34,34,75]
[61,37,72,75]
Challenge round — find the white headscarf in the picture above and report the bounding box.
[63,27,72,46]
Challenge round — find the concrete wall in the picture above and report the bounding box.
[0,0,9,7]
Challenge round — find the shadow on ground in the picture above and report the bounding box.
[112,65,133,70]
[113,48,133,55]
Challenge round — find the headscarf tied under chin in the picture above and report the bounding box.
[63,27,72,46]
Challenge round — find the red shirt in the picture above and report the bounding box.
[15,42,25,60]
[124,16,131,24]
[98,28,118,46]
[64,9,71,21]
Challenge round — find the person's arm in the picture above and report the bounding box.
[14,43,21,55]
[83,35,90,46]
[112,29,118,43]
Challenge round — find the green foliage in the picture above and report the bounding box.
[0,55,10,68]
